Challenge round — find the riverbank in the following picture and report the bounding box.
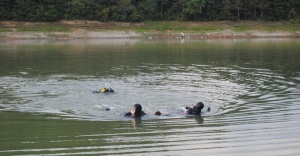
[1,21,299,40]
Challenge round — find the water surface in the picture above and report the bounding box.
[0,39,300,155]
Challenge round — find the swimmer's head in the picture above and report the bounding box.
[132,104,142,117]
[155,111,161,116]
[134,104,142,112]
[193,102,204,114]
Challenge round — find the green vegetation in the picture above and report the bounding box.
[1,0,299,35]
[136,21,224,33]
[231,21,300,32]
[0,0,299,22]
[17,26,70,32]
[0,28,11,32]
[1,21,299,34]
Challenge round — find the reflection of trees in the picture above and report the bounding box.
[1,40,299,77]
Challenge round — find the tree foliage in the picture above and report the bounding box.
[184,0,206,20]
[0,0,299,21]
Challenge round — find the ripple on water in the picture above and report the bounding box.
[1,39,300,156]
[0,72,299,155]
[0,62,299,123]
[0,68,244,120]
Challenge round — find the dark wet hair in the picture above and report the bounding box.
[154,111,161,116]
[193,102,204,114]
[133,104,142,116]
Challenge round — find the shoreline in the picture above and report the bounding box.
[1,21,299,40]
[1,31,299,41]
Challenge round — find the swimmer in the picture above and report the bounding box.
[185,102,205,115]
[124,104,146,117]
[124,104,162,117]
[99,87,114,93]
[93,83,114,93]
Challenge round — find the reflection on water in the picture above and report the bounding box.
[0,39,300,155]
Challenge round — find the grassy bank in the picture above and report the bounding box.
[0,21,299,39]
[138,21,300,33]
[1,21,299,33]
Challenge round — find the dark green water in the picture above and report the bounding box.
[0,39,300,155]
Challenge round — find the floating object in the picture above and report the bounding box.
[154,111,162,116]
[207,107,211,112]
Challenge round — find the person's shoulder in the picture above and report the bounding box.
[109,88,115,92]
[185,107,193,115]
[141,111,146,116]
[124,112,132,117]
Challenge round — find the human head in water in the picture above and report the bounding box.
[193,102,204,114]
[131,104,143,117]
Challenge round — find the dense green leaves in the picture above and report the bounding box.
[0,0,299,21]
[184,0,206,20]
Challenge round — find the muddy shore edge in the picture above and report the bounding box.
[2,31,299,40]
[1,21,299,40]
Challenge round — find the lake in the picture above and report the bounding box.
[0,38,300,155]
